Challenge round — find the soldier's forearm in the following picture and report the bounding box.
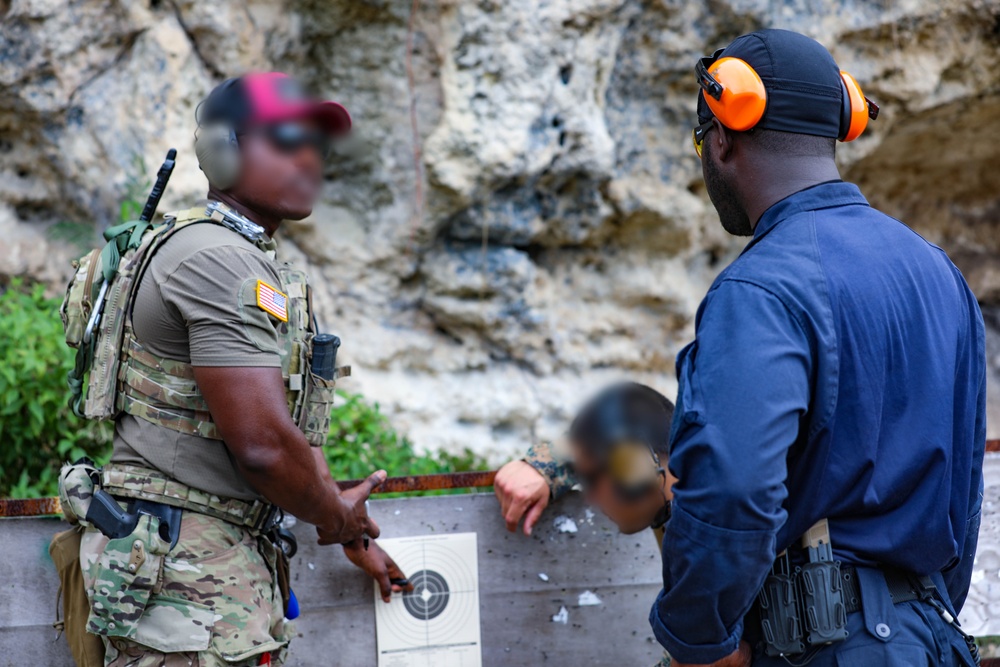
[234,423,351,534]
[191,365,353,534]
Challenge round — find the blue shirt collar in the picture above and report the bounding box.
[752,180,870,240]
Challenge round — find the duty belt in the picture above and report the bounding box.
[101,463,282,535]
[839,564,920,613]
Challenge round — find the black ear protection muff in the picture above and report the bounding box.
[194,78,242,190]
[696,50,879,142]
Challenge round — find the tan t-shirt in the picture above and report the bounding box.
[111,220,284,500]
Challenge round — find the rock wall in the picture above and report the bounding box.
[2,0,999,460]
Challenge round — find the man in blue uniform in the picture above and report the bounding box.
[650,29,986,667]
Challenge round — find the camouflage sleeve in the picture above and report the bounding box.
[523,440,578,500]
[654,652,672,666]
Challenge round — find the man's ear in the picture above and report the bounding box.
[711,117,736,163]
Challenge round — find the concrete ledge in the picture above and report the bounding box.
[2,455,997,666]
[0,493,665,666]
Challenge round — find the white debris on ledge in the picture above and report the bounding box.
[577,590,602,606]
[553,515,578,534]
[551,606,569,624]
[538,573,549,582]
[584,508,596,524]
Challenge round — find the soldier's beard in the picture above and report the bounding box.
[704,151,753,237]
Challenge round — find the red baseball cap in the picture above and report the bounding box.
[197,72,351,136]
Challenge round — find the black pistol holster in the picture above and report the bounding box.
[756,519,848,658]
[86,488,183,549]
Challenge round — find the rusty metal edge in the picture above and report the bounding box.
[6,437,1000,519]
[0,496,63,518]
[0,470,498,518]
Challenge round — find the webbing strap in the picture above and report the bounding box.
[67,341,93,418]
[99,220,154,283]
[101,464,276,533]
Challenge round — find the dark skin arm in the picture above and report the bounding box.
[309,448,414,600]
[193,365,381,545]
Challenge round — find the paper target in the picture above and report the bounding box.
[374,533,482,667]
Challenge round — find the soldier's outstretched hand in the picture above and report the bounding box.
[317,469,386,545]
[344,539,416,602]
[494,460,550,536]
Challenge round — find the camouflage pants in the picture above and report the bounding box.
[80,511,289,667]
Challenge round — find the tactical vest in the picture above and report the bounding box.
[61,203,344,447]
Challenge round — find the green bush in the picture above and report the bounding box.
[0,280,111,498]
[0,279,490,499]
[325,392,490,496]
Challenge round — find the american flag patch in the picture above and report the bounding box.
[256,280,288,322]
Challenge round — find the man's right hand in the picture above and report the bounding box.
[193,365,391,546]
[494,460,550,536]
[317,469,386,545]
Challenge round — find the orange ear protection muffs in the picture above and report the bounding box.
[838,70,877,142]
[696,54,879,141]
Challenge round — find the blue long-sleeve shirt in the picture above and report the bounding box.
[649,181,986,664]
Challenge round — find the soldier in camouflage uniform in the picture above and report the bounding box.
[63,73,412,666]
[493,382,677,667]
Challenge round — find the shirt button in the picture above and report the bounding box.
[875,622,891,638]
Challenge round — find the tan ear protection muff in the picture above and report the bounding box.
[697,51,879,142]
[607,440,665,501]
[838,70,879,142]
[194,124,241,191]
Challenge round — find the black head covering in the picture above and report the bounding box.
[697,29,844,138]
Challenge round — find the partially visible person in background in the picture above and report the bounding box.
[58,73,411,667]
[649,29,985,667]
[495,381,677,666]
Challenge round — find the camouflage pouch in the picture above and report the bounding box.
[299,370,339,446]
[58,459,100,527]
[60,248,102,349]
[86,513,171,641]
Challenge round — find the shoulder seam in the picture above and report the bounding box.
[159,243,271,287]
[713,277,811,339]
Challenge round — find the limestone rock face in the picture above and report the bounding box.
[2,0,999,458]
